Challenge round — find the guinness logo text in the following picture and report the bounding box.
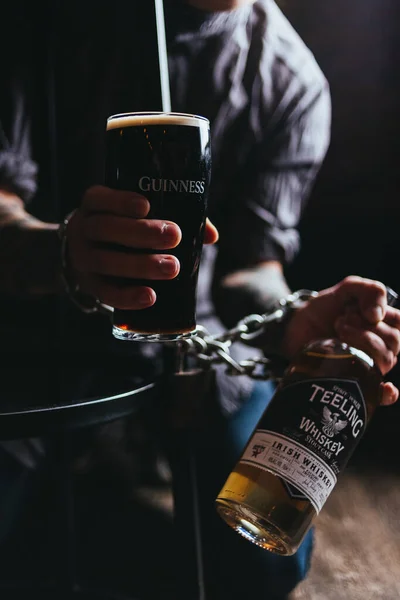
[138,176,205,194]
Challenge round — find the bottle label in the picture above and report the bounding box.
[239,378,367,513]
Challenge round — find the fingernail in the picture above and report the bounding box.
[161,222,179,245]
[138,290,154,306]
[366,305,384,323]
[159,257,179,276]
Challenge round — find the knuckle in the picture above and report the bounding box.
[342,275,362,286]
[372,281,386,296]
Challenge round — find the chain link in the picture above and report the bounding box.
[178,289,318,381]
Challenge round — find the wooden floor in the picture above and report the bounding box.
[289,462,400,600]
[133,453,400,600]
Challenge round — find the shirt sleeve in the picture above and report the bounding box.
[0,71,38,202]
[215,74,331,271]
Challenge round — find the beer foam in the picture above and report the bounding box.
[107,112,209,131]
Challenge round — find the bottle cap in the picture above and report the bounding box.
[386,286,399,308]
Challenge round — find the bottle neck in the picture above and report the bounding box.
[305,338,375,370]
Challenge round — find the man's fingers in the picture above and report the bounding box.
[82,185,150,218]
[380,381,399,406]
[371,321,400,356]
[78,248,180,280]
[336,312,400,357]
[383,306,400,329]
[336,321,397,375]
[84,275,156,310]
[84,215,182,249]
[336,276,387,324]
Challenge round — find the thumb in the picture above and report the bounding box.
[204,218,219,245]
[380,381,399,406]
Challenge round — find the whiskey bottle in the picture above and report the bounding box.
[215,289,398,556]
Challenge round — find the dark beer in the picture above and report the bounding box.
[105,112,211,341]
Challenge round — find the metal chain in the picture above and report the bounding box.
[179,290,318,381]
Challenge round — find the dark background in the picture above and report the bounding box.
[283,0,400,458]
[283,0,400,290]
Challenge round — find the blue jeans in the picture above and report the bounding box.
[170,379,313,599]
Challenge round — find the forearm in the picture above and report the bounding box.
[0,190,62,296]
[213,260,291,327]
[212,260,292,358]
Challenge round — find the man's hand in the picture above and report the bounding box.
[281,276,400,406]
[67,185,218,310]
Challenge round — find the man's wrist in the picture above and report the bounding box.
[265,291,319,358]
[240,290,319,359]
[58,210,100,313]
[58,210,112,316]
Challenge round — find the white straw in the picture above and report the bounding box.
[154,0,172,112]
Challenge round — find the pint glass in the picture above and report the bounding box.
[105,112,211,342]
